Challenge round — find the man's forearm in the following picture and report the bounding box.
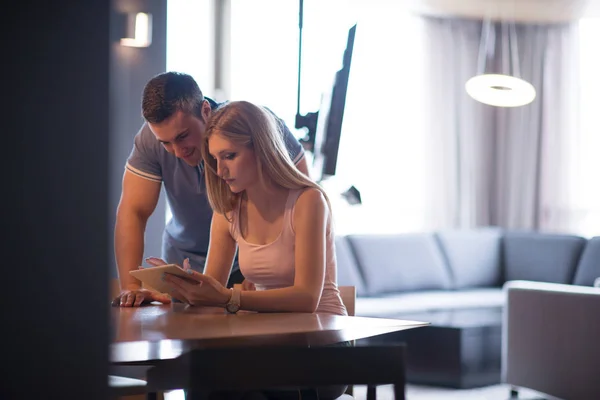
[114,211,147,290]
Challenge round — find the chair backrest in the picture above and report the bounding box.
[339,285,356,316]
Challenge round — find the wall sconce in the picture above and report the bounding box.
[120,12,152,48]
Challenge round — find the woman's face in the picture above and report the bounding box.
[207,133,258,193]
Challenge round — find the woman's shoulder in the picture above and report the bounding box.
[290,187,331,236]
[294,187,327,214]
[212,210,234,226]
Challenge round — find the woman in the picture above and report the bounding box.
[162,100,348,400]
[163,100,347,317]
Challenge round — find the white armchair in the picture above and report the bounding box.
[502,280,600,400]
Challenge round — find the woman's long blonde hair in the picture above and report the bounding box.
[201,100,331,217]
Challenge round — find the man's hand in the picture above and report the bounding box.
[113,257,173,307]
[112,288,171,307]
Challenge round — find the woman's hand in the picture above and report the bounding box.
[144,256,189,303]
[241,279,256,291]
[163,262,231,307]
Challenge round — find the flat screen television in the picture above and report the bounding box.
[311,23,356,182]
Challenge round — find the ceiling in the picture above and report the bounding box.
[405,0,600,22]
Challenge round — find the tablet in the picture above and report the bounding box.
[129,264,196,294]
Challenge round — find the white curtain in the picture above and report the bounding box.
[535,23,581,233]
[422,18,496,229]
[423,17,581,232]
[572,19,600,238]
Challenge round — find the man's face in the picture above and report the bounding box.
[148,107,209,166]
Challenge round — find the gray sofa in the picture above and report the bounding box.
[335,228,600,388]
[336,227,599,318]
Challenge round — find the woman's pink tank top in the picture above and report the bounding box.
[229,189,347,315]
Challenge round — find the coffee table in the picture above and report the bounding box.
[362,307,503,389]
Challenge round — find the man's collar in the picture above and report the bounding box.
[205,97,219,110]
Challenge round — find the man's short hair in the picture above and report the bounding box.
[142,72,205,124]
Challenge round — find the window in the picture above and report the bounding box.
[165,0,213,222]
[229,1,429,234]
[229,0,356,133]
[331,8,428,234]
[166,0,213,90]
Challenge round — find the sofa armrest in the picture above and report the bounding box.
[502,280,600,400]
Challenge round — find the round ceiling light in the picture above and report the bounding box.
[465,74,536,108]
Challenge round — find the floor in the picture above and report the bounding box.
[163,384,553,400]
[355,384,552,400]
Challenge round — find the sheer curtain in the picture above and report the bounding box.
[536,23,581,233]
[573,18,600,237]
[421,18,494,229]
[422,17,582,233]
[494,23,580,232]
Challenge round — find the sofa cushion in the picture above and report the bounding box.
[436,227,503,289]
[334,236,367,296]
[573,236,600,286]
[354,288,504,318]
[502,231,586,284]
[346,233,453,296]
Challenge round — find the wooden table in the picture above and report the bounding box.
[111,303,428,365]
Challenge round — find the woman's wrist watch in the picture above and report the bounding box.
[225,287,241,314]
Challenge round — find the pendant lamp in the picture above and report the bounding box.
[465,19,536,107]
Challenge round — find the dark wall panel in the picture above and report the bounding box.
[3,0,110,398]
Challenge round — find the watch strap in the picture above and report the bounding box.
[226,287,241,313]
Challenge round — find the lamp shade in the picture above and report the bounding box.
[466,19,536,107]
[465,73,536,107]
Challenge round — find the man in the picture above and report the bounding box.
[113,72,308,307]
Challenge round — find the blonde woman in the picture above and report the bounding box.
[163,100,347,317]
[162,100,349,400]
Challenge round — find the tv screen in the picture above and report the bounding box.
[311,23,356,182]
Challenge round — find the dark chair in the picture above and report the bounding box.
[145,343,407,400]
